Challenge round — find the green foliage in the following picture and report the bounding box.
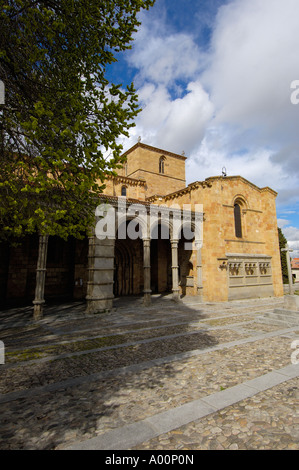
[0,0,155,241]
[278,227,288,283]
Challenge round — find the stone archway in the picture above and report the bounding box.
[150,238,172,294]
[114,240,133,296]
[150,223,172,295]
[114,231,143,297]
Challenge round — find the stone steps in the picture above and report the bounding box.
[259,295,299,328]
[261,309,299,327]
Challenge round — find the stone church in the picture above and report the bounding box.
[0,142,283,316]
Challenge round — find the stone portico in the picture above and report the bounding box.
[83,142,283,313]
[85,196,203,313]
[0,142,284,317]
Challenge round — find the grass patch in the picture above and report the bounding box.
[6,349,47,362]
[5,334,132,364]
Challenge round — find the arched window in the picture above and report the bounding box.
[234,203,242,238]
[159,156,165,174]
[121,185,127,197]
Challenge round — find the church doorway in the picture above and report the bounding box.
[113,228,143,297]
[150,223,172,295]
[150,238,172,294]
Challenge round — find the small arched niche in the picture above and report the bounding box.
[233,196,247,239]
[159,156,166,174]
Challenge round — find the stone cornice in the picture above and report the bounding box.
[145,195,165,203]
[98,194,151,207]
[106,174,146,186]
[122,142,187,161]
[162,180,212,201]
[205,175,277,197]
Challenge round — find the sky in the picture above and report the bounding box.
[107,0,299,257]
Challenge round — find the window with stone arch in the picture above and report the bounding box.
[233,197,246,239]
[121,185,127,197]
[159,156,166,174]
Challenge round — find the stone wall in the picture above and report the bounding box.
[101,175,146,200]
[0,235,88,307]
[161,176,283,302]
[226,253,274,300]
[1,142,284,308]
[117,143,186,198]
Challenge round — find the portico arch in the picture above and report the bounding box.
[150,222,172,294]
[114,220,143,297]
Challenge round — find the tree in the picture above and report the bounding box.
[0,0,155,241]
[278,227,288,283]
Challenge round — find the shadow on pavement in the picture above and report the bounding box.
[0,295,219,450]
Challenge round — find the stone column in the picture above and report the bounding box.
[143,238,151,306]
[171,239,180,301]
[86,235,115,314]
[195,240,203,299]
[33,234,49,320]
[282,245,294,295]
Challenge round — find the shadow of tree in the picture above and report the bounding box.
[0,296,219,450]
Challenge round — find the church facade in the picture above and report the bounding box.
[86,142,283,313]
[0,142,284,314]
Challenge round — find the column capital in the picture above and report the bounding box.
[194,239,203,249]
[142,238,151,248]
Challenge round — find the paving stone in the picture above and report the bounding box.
[0,296,298,450]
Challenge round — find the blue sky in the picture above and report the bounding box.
[108,0,299,256]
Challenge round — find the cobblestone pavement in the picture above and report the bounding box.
[0,295,298,450]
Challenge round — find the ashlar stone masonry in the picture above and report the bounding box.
[0,142,284,315]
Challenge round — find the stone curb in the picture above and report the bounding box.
[1,326,298,405]
[64,364,299,450]
[1,315,265,371]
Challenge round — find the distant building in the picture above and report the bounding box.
[291,258,299,283]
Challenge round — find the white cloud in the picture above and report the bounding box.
[126,81,214,156]
[123,10,213,155]
[284,226,299,242]
[289,244,299,259]
[279,226,299,258]
[277,219,291,229]
[195,0,299,198]
[204,0,299,135]
[280,210,296,215]
[128,14,205,89]
[122,0,299,219]
[186,126,291,191]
